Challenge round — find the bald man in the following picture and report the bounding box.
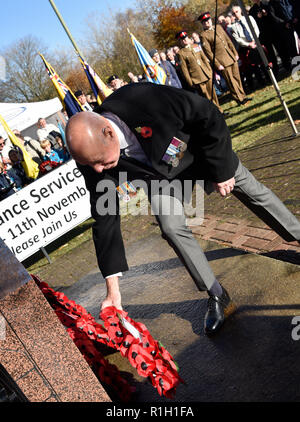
[66,82,300,336]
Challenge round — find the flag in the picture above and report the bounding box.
[78,55,113,105]
[0,114,39,180]
[128,30,166,85]
[39,53,84,118]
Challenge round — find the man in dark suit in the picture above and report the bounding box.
[149,48,182,89]
[66,82,300,335]
[249,0,280,76]
[290,0,300,35]
[269,0,298,70]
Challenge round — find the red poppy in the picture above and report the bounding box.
[140,127,152,138]
[33,275,184,400]
[75,317,96,337]
[119,334,135,356]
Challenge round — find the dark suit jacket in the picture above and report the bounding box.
[77,83,238,277]
[269,0,295,24]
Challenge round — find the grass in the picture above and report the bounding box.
[24,74,300,273]
[221,74,300,151]
[23,218,94,273]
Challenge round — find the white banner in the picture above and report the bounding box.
[0,160,91,262]
[0,98,62,138]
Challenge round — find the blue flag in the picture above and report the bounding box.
[128,31,166,85]
[78,55,113,105]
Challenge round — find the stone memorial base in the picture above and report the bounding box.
[0,239,110,402]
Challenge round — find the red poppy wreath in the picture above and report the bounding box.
[32,274,184,402]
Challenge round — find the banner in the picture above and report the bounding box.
[0,98,62,139]
[0,160,91,262]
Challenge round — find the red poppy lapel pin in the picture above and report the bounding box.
[135,126,152,138]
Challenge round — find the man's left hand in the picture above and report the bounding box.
[213,177,235,197]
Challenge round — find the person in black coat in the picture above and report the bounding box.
[65,82,300,335]
[249,0,280,75]
[269,0,298,70]
[0,161,19,200]
[149,48,182,89]
[290,0,300,35]
[8,149,33,187]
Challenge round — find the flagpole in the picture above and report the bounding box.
[237,0,298,136]
[48,0,84,58]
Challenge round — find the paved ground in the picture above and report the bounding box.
[28,123,300,402]
[53,233,300,402]
[196,123,300,264]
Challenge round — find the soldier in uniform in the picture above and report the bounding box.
[175,31,227,115]
[198,12,252,106]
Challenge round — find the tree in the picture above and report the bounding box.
[0,35,78,103]
[65,65,93,94]
[83,7,155,82]
[135,0,230,49]
[153,6,197,48]
[0,36,56,103]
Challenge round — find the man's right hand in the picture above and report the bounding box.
[213,177,235,197]
[101,275,123,312]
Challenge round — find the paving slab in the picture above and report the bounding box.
[59,231,300,403]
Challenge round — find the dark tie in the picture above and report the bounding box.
[238,20,253,42]
[120,148,127,158]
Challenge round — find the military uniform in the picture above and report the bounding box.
[177,43,221,111]
[200,24,246,103]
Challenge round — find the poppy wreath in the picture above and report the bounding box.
[32,274,184,400]
[39,160,61,175]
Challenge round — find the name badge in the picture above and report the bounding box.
[162,137,187,167]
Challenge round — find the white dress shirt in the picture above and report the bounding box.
[82,102,93,112]
[230,15,260,48]
[37,123,60,141]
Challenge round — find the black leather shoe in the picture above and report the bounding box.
[204,287,236,335]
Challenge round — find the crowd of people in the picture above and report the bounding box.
[103,2,300,113]
[0,118,70,201]
[1,1,299,202]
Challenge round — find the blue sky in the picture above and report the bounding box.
[1,0,136,51]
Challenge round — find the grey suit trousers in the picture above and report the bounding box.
[150,159,300,292]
